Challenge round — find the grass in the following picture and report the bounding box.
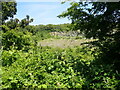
[38,38,94,48]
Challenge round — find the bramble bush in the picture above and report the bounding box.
[1,46,90,88]
[2,46,120,89]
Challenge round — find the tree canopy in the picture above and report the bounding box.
[58,2,120,70]
[1,1,17,23]
[58,2,120,39]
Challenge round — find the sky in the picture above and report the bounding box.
[14,1,72,25]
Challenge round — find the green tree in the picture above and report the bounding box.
[1,1,17,23]
[5,18,19,29]
[58,2,120,70]
[20,15,34,28]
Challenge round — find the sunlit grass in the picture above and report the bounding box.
[38,38,95,48]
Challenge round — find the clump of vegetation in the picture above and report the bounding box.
[2,46,120,88]
[58,1,120,70]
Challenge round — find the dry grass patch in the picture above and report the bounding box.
[38,38,94,48]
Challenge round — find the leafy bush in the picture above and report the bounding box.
[2,46,92,88]
[2,29,34,50]
[34,30,51,41]
[2,46,119,89]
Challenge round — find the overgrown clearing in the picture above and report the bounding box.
[1,1,120,89]
[38,38,92,48]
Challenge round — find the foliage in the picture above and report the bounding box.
[34,30,51,41]
[4,15,34,29]
[1,14,35,51]
[2,29,34,50]
[2,46,120,89]
[36,23,71,32]
[1,46,87,88]
[1,1,120,89]
[19,15,34,28]
[1,2,17,23]
[58,2,120,71]
[4,18,19,29]
[58,2,119,39]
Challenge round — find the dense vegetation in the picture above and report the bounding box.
[58,1,120,70]
[1,1,120,89]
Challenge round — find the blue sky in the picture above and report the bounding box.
[14,1,72,25]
